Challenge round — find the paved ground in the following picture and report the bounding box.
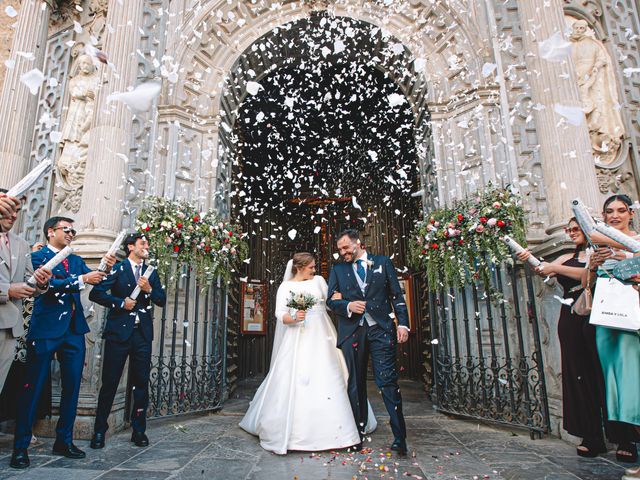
[0,379,632,479]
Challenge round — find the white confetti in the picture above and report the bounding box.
[539,31,572,62]
[107,81,161,113]
[4,6,17,18]
[246,81,262,96]
[49,131,63,143]
[20,68,45,95]
[553,295,574,306]
[554,104,585,126]
[481,63,497,77]
[288,229,297,240]
[351,196,362,211]
[387,93,405,107]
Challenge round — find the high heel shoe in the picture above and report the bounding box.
[616,443,638,463]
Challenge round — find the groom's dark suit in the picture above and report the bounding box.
[327,253,409,444]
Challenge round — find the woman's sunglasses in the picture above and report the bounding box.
[564,226,582,234]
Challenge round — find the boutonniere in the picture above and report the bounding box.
[366,259,374,269]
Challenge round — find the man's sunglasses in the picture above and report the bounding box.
[53,226,77,237]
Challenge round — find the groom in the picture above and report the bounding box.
[327,229,409,455]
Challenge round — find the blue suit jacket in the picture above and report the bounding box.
[89,260,166,343]
[28,246,92,340]
[327,254,409,347]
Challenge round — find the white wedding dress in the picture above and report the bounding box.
[239,269,376,454]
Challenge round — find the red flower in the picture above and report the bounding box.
[459,239,464,245]
[177,222,183,229]
[429,218,435,225]
[497,220,506,228]
[480,216,487,224]
[421,249,427,254]
[444,230,449,237]
[144,225,150,231]
[205,246,211,252]
[228,231,234,237]
[193,215,200,222]
[431,242,439,249]
[457,214,464,222]
[173,245,180,253]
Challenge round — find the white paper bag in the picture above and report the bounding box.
[589,277,640,331]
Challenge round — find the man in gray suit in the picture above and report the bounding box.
[0,190,51,393]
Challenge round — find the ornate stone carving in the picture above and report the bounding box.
[53,54,98,213]
[570,19,625,166]
[596,166,634,194]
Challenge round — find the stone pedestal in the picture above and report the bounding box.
[0,0,51,189]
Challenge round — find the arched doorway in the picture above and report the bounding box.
[214,14,434,384]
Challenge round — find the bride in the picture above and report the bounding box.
[239,252,376,454]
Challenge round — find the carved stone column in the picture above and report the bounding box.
[73,0,145,257]
[518,0,601,234]
[0,0,51,188]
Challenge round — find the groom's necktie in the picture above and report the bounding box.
[356,259,366,282]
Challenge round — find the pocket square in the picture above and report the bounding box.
[374,266,383,274]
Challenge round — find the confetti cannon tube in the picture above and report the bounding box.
[7,159,52,198]
[26,246,73,287]
[571,198,597,235]
[98,230,127,272]
[593,222,640,253]
[129,265,155,300]
[502,235,541,267]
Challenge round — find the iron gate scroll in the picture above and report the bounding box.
[148,263,228,418]
[428,260,551,437]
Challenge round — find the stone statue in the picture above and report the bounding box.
[55,54,99,212]
[570,20,625,166]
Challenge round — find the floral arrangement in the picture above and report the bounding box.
[135,196,248,284]
[409,185,527,290]
[286,291,317,312]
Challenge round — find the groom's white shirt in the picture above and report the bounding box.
[346,251,409,331]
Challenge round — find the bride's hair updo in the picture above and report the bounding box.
[291,252,315,275]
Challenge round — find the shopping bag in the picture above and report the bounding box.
[589,277,640,331]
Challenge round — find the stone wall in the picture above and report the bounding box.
[0,1,19,93]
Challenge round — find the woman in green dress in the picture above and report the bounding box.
[586,194,640,468]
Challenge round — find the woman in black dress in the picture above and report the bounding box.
[519,218,608,456]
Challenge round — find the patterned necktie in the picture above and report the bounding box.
[134,264,141,281]
[356,259,366,282]
[0,233,10,269]
[62,258,69,274]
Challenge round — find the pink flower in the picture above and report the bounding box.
[487,218,497,227]
[476,225,485,233]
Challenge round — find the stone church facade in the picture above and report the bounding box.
[0,0,639,440]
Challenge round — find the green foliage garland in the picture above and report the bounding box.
[135,196,248,284]
[409,185,527,290]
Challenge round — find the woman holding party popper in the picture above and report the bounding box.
[239,252,376,455]
[518,218,611,457]
[584,194,640,466]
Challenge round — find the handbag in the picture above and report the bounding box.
[589,277,640,331]
[571,272,592,316]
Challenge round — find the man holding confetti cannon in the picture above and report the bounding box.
[10,216,116,469]
[89,233,166,450]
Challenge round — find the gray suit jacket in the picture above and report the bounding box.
[0,232,38,337]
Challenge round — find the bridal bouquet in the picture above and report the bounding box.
[286,292,317,329]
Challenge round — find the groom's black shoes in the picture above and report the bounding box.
[90,432,105,449]
[391,439,408,456]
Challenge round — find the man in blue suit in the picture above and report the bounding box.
[11,216,115,469]
[327,229,410,455]
[89,233,166,449]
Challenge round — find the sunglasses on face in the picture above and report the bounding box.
[564,226,582,234]
[53,226,77,237]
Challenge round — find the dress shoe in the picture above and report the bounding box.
[90,432,105,449]
[623,466,640,479]
[52,441,86,459]
[9,449,29,469]
[390,439,408,456]
[131,431,149,447]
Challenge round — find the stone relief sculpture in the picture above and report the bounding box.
[570,19,625,167]
[54,54,99,212]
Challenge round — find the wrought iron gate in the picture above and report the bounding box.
[147,264,229,418]
[428,260,551,437]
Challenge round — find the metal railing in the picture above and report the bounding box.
[428,259,550,438]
